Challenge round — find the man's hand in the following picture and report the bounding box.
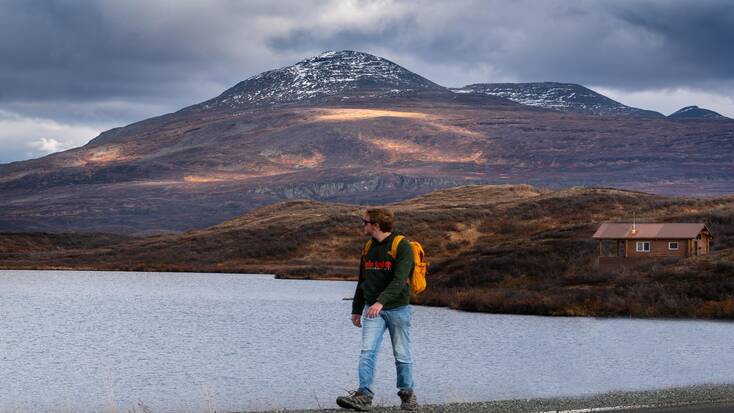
[351,314,362,328]
[366,302,383,319]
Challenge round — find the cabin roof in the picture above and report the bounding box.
[592,223,711,239]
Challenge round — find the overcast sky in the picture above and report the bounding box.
[2,0,733,163]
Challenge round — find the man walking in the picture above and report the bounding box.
[337,208,417,411]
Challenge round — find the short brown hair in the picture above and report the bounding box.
[364,208,394,232]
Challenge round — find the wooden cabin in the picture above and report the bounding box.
[592,223,712,271]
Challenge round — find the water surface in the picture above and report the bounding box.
[1,270,732,413]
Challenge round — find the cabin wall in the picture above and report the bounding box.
[625,239,688,258]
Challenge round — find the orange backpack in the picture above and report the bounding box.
[362,235,428,295]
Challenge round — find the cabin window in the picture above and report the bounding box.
[669,241,679,250]
[636,241,651,252]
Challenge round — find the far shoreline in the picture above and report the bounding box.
[3,268,734,321]
[275,273,357,281]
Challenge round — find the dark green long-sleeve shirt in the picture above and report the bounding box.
[352,232,414,314]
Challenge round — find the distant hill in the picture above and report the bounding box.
[2,184,733,318]
[669,105,730,120]
[452,82,665,118]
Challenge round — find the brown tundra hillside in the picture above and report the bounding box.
[1,184,733,318]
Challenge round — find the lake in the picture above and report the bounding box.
[1,270,733,413]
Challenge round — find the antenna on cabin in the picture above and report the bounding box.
[631,212,637,234]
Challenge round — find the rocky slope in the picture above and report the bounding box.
[452,82,664,118]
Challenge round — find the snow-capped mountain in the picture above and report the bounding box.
[202,50,448,109]
[2,50,733,234]
[452,82,664,118]
[669,106,729,120]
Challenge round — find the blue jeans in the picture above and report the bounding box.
[358,304,414,395]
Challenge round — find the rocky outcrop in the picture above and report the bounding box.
[247,174,465,200]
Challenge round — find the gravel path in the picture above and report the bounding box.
[231,384,734,413]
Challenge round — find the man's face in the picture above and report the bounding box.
[362,215,374,236]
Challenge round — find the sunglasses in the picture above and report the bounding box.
[362,219,375,226]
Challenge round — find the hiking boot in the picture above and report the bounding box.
[398,389,418,410]
[336,389,373,411]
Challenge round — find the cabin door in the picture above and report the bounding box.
[693,240,699,256]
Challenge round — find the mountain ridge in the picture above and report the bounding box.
[451,82,665,118]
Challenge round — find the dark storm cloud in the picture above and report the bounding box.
[1,0,230,103]
[612,1,734,71]
[0,0,321,122]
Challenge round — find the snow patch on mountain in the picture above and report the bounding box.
[203,50,444,109]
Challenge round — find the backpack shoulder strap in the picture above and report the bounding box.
[362,239,373,257]
[388,235,405,260]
